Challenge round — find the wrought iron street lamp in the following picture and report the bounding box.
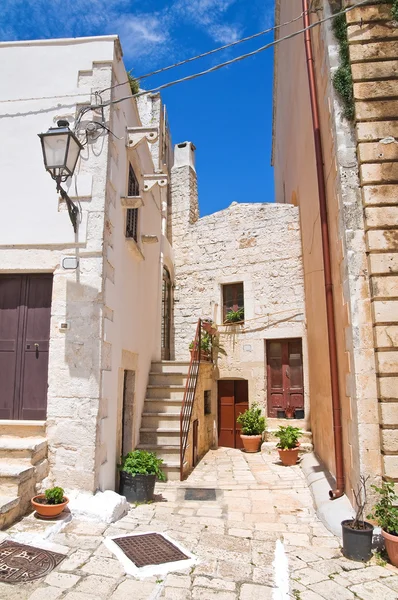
[38,120,83,232]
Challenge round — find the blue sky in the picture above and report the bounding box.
[1,0,275,216]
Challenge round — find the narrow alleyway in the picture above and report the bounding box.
[1,448,398,600]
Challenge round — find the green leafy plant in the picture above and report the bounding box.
[189,331,212,353]
[392,0,398,21]
[118,450,166,481]
[373,550,387,567]
[45,487,65,505]
[236,403,266,436]
[225,307,244,323]
[128,72,139,95]
[332,13,354,121]
[274,426,302,450]
[368,481,398,535]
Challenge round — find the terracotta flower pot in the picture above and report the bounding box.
[31,494,69,518]
[278,447,300,466]
[285,407,295,419]
[240,434,262,453]
[382,529,398,567]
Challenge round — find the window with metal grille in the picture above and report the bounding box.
[222,282,244,323]
[128,163,139,196]
[126,208,138,242]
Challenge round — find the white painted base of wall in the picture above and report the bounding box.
[68,490,129,523]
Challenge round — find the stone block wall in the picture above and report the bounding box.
[171,143,308,418]
[346,2,398,483]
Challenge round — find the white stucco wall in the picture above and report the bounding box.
[0,37,174,494]
[171,143,308,421]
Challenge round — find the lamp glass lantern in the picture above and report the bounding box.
[38,120,83,185]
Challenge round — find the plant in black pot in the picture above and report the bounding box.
[341,475,374,562]
[118,450,166,503]
[368,481,398,567]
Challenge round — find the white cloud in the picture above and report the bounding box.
[208,23,241,43]
[115,13,172,63]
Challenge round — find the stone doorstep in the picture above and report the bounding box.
[0,420,46,438]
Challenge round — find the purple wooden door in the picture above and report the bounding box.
[267,339,304,417]
[0,275,52,420]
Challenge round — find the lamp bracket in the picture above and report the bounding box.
[126,127,159,148]
[57,180,80,233]
[143,174,168,193]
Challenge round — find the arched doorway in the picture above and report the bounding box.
[161,267,172,360]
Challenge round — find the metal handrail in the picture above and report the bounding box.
[180,319,202,480]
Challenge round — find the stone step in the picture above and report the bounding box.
[0,461,36,495]
[151,361,190,374]
[137,444,180,462]
[140,428,180,446]
[261,441,314,455]
[143,398,183,413]
[0,495,21,530]
[0,420,46,438]
[148,372,188,386]
[0,437,47,464]
[267,418,307,429]
[264,429,313,443]
[146,385,186,400]
[162,463,180,481]
[141,413,180,429]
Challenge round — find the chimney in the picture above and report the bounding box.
[170,142,199,242]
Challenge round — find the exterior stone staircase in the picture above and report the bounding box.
[262,418,313,454]
[138,361,190,481]
[0,421,48,529]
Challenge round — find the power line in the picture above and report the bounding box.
[100,7,312,95]
[94,0,369,110]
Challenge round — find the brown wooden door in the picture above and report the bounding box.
[0,274,52,420]
[266,339,304,417]
[218,380,249,449]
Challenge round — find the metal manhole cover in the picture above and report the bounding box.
[0,540,65,584]
[113,533,188,567]
[184,488,216,501]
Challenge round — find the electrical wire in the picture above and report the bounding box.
[93,0,370,110]
[99,7,312,95]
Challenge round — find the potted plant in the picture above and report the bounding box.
[32,486,69,518]
[285,406,295,419]
[274,425,302,466]
[189,331,212,361]
[236,402,266,453]
[225,307,244,324]
[368,481,398,567]
[341,476,374,562]
[118,450,166,503]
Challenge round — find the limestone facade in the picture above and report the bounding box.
[273,0,398,498]
[171,143,308,423]
[0,37,173,494]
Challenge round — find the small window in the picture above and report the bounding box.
[128,163,139,196]
[126,208,138,242]
[223,282,244,323]
[204,390,212,415]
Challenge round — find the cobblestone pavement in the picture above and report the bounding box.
[1,448,398,600]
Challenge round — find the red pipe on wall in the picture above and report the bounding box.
[302,0,345,499]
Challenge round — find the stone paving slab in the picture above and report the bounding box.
[1,447,397,599]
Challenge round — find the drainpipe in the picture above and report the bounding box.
[302,0,345,499]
